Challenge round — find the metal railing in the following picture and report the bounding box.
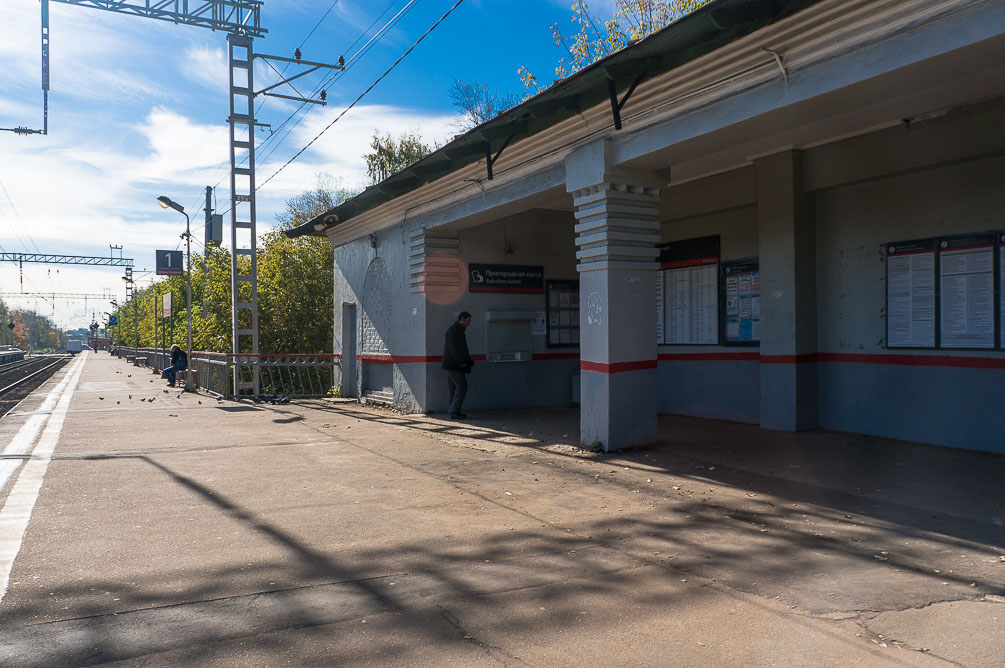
[114,347,338,399]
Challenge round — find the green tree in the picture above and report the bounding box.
[259,174,358,353]
[518,0,709,93]
[363,131,430,185]
[108,174,356,356]
[448,78,521,131]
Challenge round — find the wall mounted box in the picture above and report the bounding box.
[485,310,537,362]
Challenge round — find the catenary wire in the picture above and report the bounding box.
[183,0,411,231]
[256,0,465,194]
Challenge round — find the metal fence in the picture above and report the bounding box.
[114,347,337,399]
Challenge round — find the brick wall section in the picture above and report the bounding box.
[361,257,392,355]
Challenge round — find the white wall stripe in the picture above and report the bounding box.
[0,353,86,604]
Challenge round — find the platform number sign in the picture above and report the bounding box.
[155,250,184,276]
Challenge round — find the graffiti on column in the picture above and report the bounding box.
[587,292,603,326]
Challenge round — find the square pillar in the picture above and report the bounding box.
[755,149,818,431]
[567,141,663,451]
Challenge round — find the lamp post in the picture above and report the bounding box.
[122,275,137,348]
[157,196,192,364]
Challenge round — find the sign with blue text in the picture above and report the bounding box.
[156,250,184,276]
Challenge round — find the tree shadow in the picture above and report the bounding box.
[1,437,1002,667]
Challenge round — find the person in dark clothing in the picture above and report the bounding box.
[162,344,188,387]
[442,312,474,419]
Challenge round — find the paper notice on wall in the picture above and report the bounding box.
[656,269,664,344]
[723,260,760,343]
[938,234,994,349]
[531,311,546,336]
[663,263,717,344]
[1001,232,1005,348]
[886,240,935,348]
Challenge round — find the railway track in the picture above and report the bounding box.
[0,355,71,418]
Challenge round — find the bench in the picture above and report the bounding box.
[176,369,199,390]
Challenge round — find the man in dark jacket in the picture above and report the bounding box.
[442,312,474,419]
[162,343,188,387]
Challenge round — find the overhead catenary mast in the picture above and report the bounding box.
[8,0,343,395]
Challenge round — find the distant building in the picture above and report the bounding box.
[288,0,1005,453]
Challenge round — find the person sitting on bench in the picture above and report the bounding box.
[162,344,188,387]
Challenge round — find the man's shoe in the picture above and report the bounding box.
[449,413,467,419]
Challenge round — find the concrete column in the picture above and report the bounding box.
[755,149,818,430]
[567,141,663,451]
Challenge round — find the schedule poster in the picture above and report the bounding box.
[1001,232,1005,349]
[885,239,935,348]
[658,236,719,345]
[546,280,580,348]
[723,259,760,343]
[939,233,995,349]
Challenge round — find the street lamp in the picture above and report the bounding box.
[122,275,137,348]
[157,196,192,365]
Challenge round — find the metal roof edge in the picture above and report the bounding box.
[285,0,825,240]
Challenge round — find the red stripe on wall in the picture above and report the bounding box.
[657,351,1005,370]
[815,352,1005,369]
[356,353,576,364]
[660,257,717,270]
[581,359,658,373]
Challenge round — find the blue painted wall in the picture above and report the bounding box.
[818,361,1004,453]
[658,360,760,424]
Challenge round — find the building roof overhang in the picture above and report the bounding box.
[285,0,823,240]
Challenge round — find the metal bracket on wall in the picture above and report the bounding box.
[484,134,516,180]
[607,73,645,131]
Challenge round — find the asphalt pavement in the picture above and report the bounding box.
[0,352,1001,667]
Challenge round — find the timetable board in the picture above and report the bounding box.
[1001,232,1005,349]
[658,236,719,345]
[546,280,580,347]
[885,239,936,348]
[722,259,760,343]
[938,233,995,349]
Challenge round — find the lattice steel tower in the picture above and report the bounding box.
[15,1,340,395]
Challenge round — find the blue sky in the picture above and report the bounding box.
[0,0,604,328]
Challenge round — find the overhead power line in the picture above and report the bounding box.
[257,0,466,194]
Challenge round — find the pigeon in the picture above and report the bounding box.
[162,389,168,394]
[116,401,120,404]
[128,395,132,399]
[99,397,104,400]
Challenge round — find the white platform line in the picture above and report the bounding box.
[0,356,82,491]
[0,353,86,604]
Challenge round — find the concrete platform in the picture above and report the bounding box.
[0,352,1001,667]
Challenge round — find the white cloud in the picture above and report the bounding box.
[180,45,228,92]
[268,103,460,185]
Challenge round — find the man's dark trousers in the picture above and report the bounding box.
[447,371,467,416]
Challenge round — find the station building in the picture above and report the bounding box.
[288,0,1005,454]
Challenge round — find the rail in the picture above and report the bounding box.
[114,347,337,399]
[0,356,69,397]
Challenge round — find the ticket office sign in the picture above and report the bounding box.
[886,239,936,348]
[722,259,760,344]
[938,233,995,349]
